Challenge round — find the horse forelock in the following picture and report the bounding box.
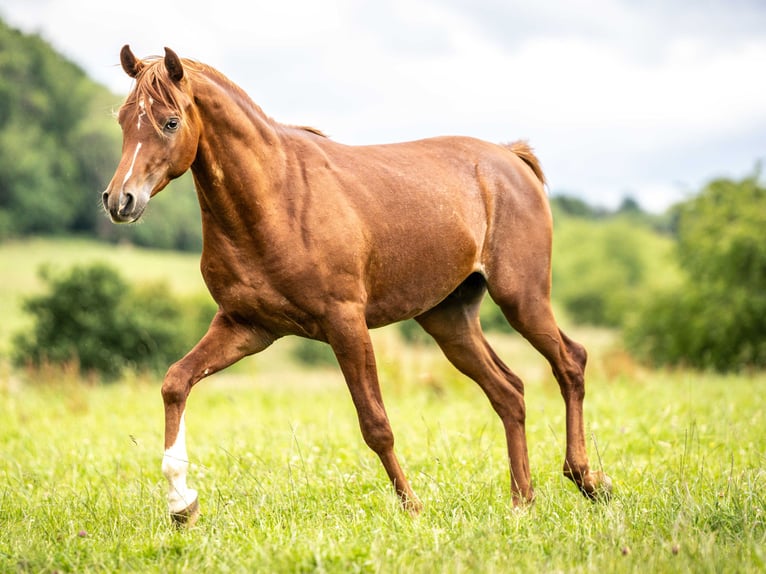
[122,57,198,135]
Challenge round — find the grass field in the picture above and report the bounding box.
[1,238,764,572]
[1,329,765,573]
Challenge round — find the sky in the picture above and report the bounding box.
[2,0,765,211]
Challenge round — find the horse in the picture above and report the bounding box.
[103,45,611,525]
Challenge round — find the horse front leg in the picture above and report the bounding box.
[160,311,275,526]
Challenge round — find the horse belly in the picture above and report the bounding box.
[363,216,482,327]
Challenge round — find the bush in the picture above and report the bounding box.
[624,171,766,371]
[12,263,212,379]
[552,217,650,326]
[624,284,766,371]
[291,338,337,367]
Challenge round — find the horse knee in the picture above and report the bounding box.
[359,418,395,454]
[161,362,192,405]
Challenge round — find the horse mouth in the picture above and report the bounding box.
[110,207,146,224]
[102,190,149,223]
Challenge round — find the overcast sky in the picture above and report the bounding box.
[2,0,765,211]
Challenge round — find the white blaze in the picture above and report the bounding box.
[162,411,198,514]
[137,98,146,130]
[122,142,142,186]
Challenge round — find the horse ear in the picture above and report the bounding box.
[120,45,144,78]
[164,47,184,82]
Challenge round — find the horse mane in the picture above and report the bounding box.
[123,56,328,139]
[288,125,328,138]
[505,141,546,186]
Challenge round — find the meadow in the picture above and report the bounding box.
[1,240,765,572]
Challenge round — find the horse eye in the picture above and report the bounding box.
[164,118,180,132]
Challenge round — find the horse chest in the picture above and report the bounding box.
[200,252,324,337]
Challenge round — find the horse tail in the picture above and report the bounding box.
[505,140,546,187]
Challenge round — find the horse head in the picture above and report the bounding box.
[102,46,199,223]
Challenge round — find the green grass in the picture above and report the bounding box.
[1,238,764,571]
[1,330,765,573]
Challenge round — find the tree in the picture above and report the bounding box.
[552,217,651,327]
[624,171,766,371]
[0,20,120,238]
[0,18,202,250]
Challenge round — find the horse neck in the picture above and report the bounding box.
[189,73,286,235]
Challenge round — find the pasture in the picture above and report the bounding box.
[1,240,764,572]
[1,334,764,571]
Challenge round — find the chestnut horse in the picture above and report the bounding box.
[103,46,611,525]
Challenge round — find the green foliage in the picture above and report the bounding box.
[625,171,766,370]
[550,194,609,219]
[12,262,215,379]
[676,174,766,289]
[552,216,666,327]
[0,18,203,251]
[291,338,338,367]
[0,20,119,238]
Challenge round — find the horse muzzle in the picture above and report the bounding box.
[102,187,149,223]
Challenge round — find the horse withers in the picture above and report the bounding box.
[103,45,611,525]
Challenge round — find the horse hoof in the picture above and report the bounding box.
[512,489,536,508]
[581,470,612,502]
[565,467,613,502]
[170,497,200,527]
[402,495,424,516]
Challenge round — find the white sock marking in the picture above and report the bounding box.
[162,412,198,514]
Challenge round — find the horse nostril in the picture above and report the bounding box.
[102,191,110,210]
[120,191,135,214]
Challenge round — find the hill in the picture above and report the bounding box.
[0,18,203,250]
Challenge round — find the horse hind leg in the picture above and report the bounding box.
[323,305,422,514]
[415,273,535,506]
[487,279,612,501]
